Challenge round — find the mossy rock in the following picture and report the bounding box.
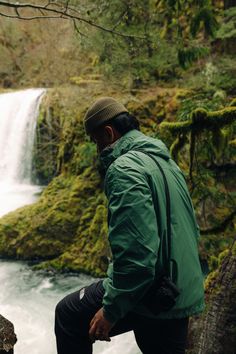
[0,167,109,275]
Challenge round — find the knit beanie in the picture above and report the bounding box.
[84,97,128,135]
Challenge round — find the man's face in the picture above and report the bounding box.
[89,126,109,153]
[90,125,120,154]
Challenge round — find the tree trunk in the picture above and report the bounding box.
[188,241,236,353]
[224,0,236,9]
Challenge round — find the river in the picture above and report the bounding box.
[0,89,140,354]
[0,260,139,354]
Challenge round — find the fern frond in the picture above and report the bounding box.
[191,7,219,38]
[178,46,210,69]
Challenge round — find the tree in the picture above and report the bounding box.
[0,0,142,39]
[188,241,236,354]
[224,0,236,9]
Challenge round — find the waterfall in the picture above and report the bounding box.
[0,88,45,216]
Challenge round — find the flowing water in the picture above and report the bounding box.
[0,89,43,216]
[0,89,140,354]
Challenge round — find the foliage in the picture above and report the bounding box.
[176,89,230,122]
[215,6,236,39]
[178,46,210,69]
[181,55,236,94]
[0,1,234,89]
[69,0,223,84]
[159,100,236,271]
[190,6,219,37]
[0,15,90,88]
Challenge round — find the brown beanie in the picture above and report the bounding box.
[84,97,128,135]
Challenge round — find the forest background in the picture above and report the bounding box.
[0,0,235,353]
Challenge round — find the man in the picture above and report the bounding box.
[55,97,205,354]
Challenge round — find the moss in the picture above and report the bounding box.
[160,106,236,135]
[229,139,236,147]
[229,98,236,107]
[204,269,219,293]
[160,120,191,134]
[218,248,230,264]
[206,107,236,127]
[32,99,61,184]
[169,134,187,162]
[191,108,208,124]
[70,76,101,87]
[0,168,109,274]
[209,255,219,272]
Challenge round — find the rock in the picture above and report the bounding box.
[0,314,17,353]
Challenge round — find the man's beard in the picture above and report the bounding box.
[96,158,106,181]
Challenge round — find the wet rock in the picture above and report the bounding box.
[0,314,17,353]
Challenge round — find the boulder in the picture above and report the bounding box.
[0,314,17,353]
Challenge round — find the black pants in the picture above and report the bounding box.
[55,280,189,354]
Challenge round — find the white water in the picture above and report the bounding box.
[0,89,140,354]
[0,261,140,354]
[0,89,44,216]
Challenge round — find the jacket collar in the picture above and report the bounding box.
[99,129,142,171]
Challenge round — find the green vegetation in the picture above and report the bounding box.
[0,1,235,276]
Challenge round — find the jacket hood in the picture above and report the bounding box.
[100,129,170,171]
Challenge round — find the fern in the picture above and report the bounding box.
[191,7,219,38]
[216,6,236,39]
[178,46,210,69]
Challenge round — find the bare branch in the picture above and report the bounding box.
[64,0,70,14]
[14,5,20,17]
[112,10,128,31]
[73,19,86,37]
[0,11,61,20]
[0,1,145,39]
[39,8,45,16]
[45,1,51,9]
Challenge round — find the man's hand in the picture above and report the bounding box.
[89,308,113,342]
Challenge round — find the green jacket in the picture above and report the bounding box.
[100,129,205,324]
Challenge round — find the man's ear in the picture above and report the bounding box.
[104,125,115,143]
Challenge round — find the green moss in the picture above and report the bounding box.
[218,248,230,265]
[229,139,236,147]
[204,269,219,293]
[160,106,236,135]
[229,98,236,107]
[209,255,219,272]
[169,134,187,162]
[232,242,236,256]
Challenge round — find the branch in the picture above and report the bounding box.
[0,1,145,39]
[160,107,236,135]
[112,10,128,31]
[200,209,236,235]
[0,11,61,20]
[73,19,86,37]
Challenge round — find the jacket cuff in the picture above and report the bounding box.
[103,307,118,325]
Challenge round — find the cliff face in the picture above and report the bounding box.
[0,84,234,277]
